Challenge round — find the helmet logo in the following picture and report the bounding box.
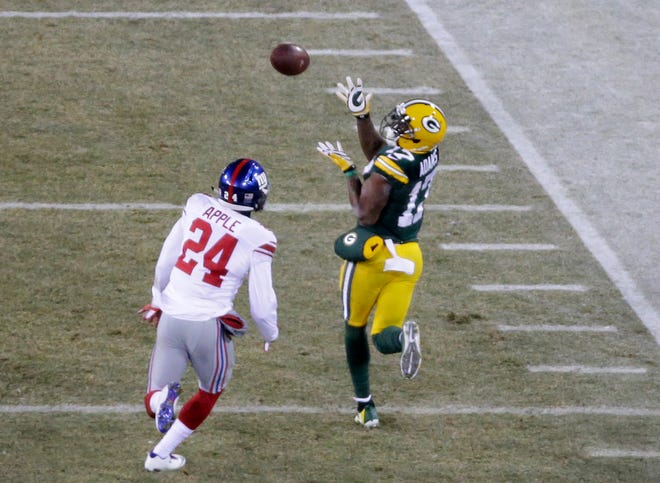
[255,171,269,192]
[422,115,442,133]
[343,232,358,246]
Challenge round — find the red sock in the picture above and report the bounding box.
[177,389,221,430]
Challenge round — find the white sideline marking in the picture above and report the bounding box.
[441,243,556,251]
[472,284,588,292]
[498,324,618,333]
[527,365,647,374]
[0,11,379,20]
[309,49,413,57]
[0,202,532,213]
[2,404,659,417]
[405,0,660,346]
[587,448,660,458]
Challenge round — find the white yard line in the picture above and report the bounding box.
[0,11,379,20]
[472,284,588,292]
[441,243,556,251]
[527,365,647,374]
[0,202,182,211]
[2,404,659,417]
[498,324,618,333]
[308,49,412,57]
[426,204,531,212]
[0,202,532,213]
[438,164,497,172]
[326,89,476,135]
[587,448,660,458]
[446,126,471,134]
[405,0,660,346]
[325,86,443,96]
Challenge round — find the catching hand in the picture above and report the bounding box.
[316,141,356,174]
[336,77,372,118]
[138,303,162,327]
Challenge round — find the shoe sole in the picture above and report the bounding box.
[401,321,422,379]
[156,383,181,434]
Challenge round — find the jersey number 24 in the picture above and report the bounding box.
[175,218,238,287]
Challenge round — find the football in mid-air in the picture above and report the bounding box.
[270,43,310,76]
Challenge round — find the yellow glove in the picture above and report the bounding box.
[336,77,372,118]
[316,141,357,175]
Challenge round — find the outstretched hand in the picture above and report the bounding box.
[316,141,356,174]
[336,77,372,118]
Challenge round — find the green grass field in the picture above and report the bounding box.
[1,1,658,481]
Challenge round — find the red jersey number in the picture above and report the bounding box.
[175,218,238,287]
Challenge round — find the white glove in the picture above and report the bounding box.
[316,141,356,174]
[336,77,372,118]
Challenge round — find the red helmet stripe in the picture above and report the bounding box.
[228,158,251,202]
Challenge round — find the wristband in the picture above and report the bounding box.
[356,113,370,120]
[344,168,358,177]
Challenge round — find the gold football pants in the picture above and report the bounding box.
[339,241,423,335]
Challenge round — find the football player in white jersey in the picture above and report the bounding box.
[138,158,278,472]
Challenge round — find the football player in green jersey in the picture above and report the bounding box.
[317,77,447,428]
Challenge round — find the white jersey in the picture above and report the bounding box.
[150,193,278,342]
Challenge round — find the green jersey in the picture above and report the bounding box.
[363,144,440,242]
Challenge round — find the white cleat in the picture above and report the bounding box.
[144,451,186,472]
[401,320,422,379]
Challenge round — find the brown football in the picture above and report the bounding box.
[270,43,310,76]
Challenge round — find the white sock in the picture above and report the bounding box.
[353,395,372,404]
[152,419,193,457]
[149,388,167,415]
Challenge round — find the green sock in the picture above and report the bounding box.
[372,326,403,354]
[345,322,370,399]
